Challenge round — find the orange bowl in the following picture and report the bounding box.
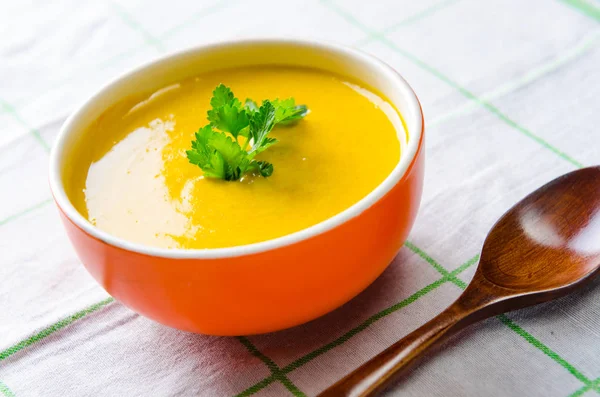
[49,39,424,336]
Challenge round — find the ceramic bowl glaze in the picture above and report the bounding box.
[49,39,424,335]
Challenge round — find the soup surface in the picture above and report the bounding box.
[68,66,403,249]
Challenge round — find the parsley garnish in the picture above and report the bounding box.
[186,84,308,181]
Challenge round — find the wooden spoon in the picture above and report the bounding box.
[320,166,600,397]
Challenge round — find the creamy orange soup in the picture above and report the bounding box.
[67,66,404,249]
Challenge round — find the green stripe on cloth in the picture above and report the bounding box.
[375,35,585,169]
[162,0,236,39]
[9,0,231,112]
[353,0,461,47]
[428,31,600,128]
[236,250,480,396]
[404,241,453,278]
[449,255,480,277]
[498,315,594,387]
[235,375,277,397]
[97,0,232,72]
[0,100,50,152]
[281,252,478,375]
[0,382,15,397]
[282,278,448,373]
[0,297,115,361]
[323,0,585,169]
[1,0,229,152]
[568,378,600,397]
[405,241,473,289]
[109,2,164,52]
[236,337,306,397]
[558,0,600,21]
[0,199,53,227]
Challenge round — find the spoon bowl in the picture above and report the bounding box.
[321,166,600,397]
[482,166,600,291]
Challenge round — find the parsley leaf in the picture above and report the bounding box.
[207,104,249,138]
[186,126,229,179]
[187,84,308,181]
[248,160,274,177]
[210,84,241,109]
[244,99,259,114]
[248,101,276,154]
[272,98,309,125]
[186,126,249,181]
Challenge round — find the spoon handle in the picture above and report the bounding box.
[318,274,500,397]
[318,302,465,397]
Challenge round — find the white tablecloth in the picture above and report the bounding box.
[1,0,599,396]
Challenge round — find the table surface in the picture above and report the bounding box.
[1,0,599,396]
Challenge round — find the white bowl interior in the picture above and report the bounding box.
[50,39,423,259]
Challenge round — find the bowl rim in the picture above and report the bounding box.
[49,38,424,259]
